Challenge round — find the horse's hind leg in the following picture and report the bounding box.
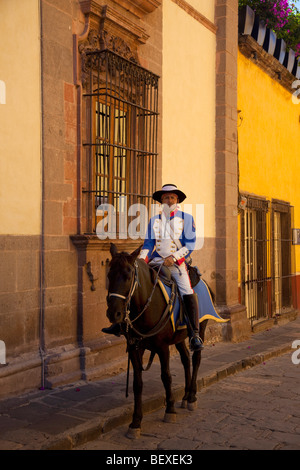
[188,350,201,410]
[158,347,176,422]
[126,349,143,439]
[175,341,191,409]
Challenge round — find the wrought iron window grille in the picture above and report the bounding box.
[82,49,159,235]
[240,195,294,324]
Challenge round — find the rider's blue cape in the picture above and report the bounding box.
[158,278,229,331]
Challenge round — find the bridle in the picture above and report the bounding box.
[107,261,175,338]
[108,261,139,332]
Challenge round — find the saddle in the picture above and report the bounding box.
[150,265,185,328]
[152,264,173,287]
[151,262,201,289]
[150,262,202,331]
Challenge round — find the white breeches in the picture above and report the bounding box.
[150,258,194,296]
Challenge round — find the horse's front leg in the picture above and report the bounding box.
[158,346,176,423]
[126,348,143,439]
[188,319,207,410]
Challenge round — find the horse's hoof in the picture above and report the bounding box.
[126,427,141,439]
[187,401,197,411]
[164,412,177,423]
[181,399,187,409]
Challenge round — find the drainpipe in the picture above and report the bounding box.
[73,31,87,378]
[39,0,46,389]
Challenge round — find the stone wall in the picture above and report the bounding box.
[215,0,250,341]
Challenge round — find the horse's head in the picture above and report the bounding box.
[106,243,142,325]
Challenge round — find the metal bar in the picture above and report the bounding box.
[83,141,158,155]
[83,189,153,198]
[82,49,159,233]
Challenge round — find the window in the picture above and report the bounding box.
[240,195,294,324]
[82,50,159,234]
[95,101,128,210]
[271,200,293,313]
[240,196,271,324]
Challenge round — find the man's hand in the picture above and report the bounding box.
[163,256,175,267]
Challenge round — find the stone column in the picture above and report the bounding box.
[215,0,250,341]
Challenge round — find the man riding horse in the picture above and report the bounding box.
[103,184,203,352]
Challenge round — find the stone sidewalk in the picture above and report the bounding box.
[0,316,299,450]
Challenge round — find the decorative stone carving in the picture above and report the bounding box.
[78,28,138,65]
[101,31,138,62]
[78,29,101,87]
[79,28,138,86]
[78,0,152,84]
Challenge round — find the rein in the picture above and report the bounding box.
[108,259,176,398]
[108,261,176,338]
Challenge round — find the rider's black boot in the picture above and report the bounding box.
[102,324,121,337]
[183,293,204,351]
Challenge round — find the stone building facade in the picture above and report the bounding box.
[0,0,249,398]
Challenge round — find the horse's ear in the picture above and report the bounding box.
[110,243,118,258]
[129,244,143,264]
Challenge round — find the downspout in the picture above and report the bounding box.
[73,32,86,378]
[72,12,91,377]
[73,33,82,236]
[39,0,46,389]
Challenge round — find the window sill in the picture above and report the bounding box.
[70,234,143,252]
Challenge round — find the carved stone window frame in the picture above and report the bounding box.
[77,0,160,75]
[72,0,161,250]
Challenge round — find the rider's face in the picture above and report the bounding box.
[161,193,178,207]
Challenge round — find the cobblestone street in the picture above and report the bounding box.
[77,352,300,451]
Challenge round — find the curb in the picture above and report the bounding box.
[41,342,293,450]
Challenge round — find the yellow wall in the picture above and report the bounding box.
[0,0,41,235]
[238,50,300,272]
[186,0,215,23]
[162,0,216,239]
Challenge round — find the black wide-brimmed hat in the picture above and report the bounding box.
[152,184,187,203]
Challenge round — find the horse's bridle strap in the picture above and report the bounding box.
[108,263,138,308]
[108,293,127,300]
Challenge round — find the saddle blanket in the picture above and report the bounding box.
[158,278,229,332]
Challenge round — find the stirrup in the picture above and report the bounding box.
[102,324,121,337]
[189,335,204,351]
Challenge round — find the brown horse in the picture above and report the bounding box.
[105,243,208,438]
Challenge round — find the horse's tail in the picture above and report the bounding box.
[143,350,156,371]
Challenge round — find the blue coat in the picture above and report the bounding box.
[139,208,196,265]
